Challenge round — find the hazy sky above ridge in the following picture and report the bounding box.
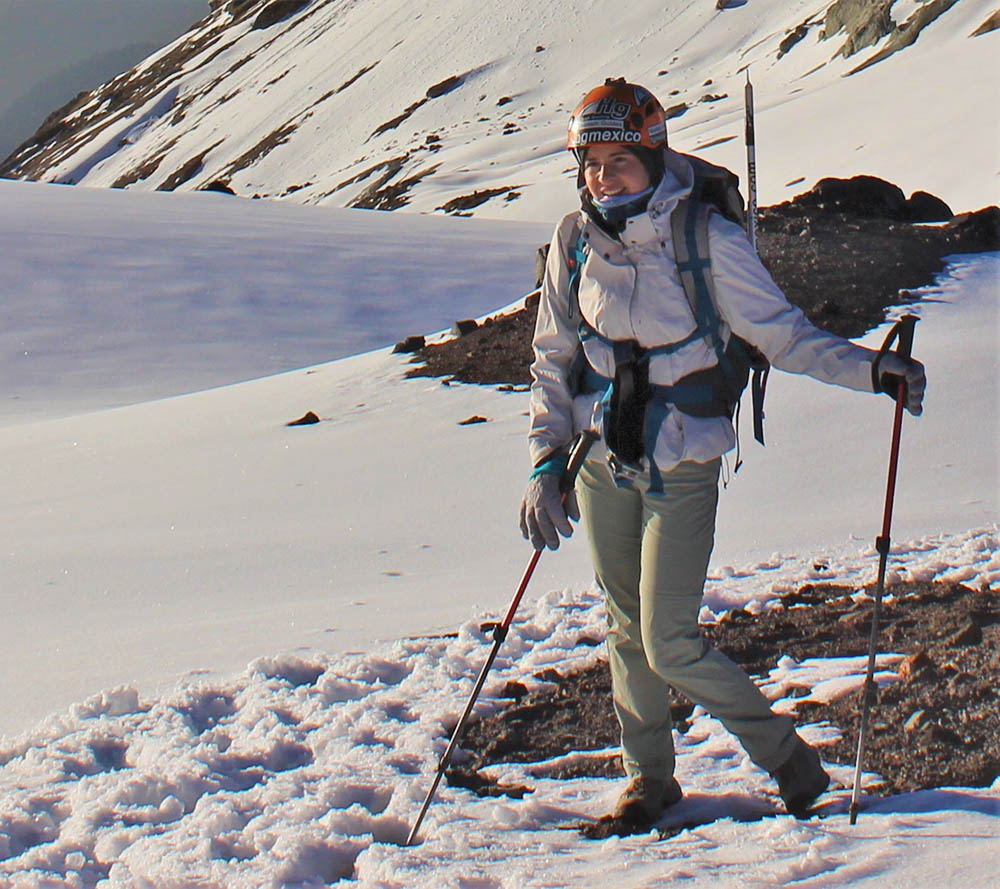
[0,1,207,159]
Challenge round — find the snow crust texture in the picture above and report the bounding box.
[2,531,997,888]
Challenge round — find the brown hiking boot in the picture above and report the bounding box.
[613,776,683,823]
[770,736,830,817]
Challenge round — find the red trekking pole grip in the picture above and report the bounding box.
[874,314,918,406]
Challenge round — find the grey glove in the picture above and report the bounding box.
[519,474,580,551]
[875,352,926,416]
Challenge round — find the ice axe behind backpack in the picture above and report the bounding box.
[405,431,596,847]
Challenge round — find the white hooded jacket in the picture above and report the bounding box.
[528,149,879,473]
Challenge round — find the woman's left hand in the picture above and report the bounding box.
[875,353,926,416]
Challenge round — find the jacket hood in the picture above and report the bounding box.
[648,149,695,215]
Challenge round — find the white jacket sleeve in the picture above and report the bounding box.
[528,215,585,466]
[708,213,878,393]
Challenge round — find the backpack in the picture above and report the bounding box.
[566,152,770,474]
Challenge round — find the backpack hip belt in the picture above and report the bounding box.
[577,326,747,493]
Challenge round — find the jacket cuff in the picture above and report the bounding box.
[530,452,569,480]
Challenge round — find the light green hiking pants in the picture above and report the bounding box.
[576,455,798,780]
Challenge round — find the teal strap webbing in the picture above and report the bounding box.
[567,227,587,321]
[581,366,718,412]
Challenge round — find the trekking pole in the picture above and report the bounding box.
[849,314,919,825]
[405,431,596,846]
[744,68,758,252]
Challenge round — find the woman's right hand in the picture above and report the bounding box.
[519,474,580,550]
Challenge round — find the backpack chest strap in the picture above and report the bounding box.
[577,317,703,358]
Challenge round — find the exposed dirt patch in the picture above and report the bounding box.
[158,140,225,191]
[111,138,181,188]
[326,62,380,100]
[426,75,465,99]
[213,121,298,183]
[452,582,998,802]
[252,0,310,31]
[407,306,537,385]
[437,186,525,214]
[349,162,441,211]
[371,100,429,139]
[972,11,1000,37]
[778,21,814,58]
[332,155,409,195]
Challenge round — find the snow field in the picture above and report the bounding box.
[0,175,997,883]
[23,1,999,218]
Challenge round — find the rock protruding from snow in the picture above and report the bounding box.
[792,176,954,222]
[822,0,895,57]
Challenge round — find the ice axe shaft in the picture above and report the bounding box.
[849,315,918,825]
[405,432,596,846]
[744,69,758,252]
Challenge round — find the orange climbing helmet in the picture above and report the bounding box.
[567,78,669,153]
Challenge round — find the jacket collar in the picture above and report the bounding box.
[647,149,695,220]
[619,152,695,248]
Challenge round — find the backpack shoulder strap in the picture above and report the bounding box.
[566,214,588,322]
[670,187,723,350]
[670,174,770,446]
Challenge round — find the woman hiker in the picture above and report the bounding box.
[519,79,926,824]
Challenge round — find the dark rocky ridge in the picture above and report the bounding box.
[405,177,999,386]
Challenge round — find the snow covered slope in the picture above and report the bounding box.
[0,178,548,425]
[0,2,998,885]
[1,176,997,763]
[3,0,998,218]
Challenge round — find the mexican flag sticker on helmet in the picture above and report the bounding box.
[568,79,669,151]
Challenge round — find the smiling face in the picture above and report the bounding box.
[581,143,652,201]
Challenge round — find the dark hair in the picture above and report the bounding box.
[625,145,664,186]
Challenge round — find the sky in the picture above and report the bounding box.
[0,1,207,160]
